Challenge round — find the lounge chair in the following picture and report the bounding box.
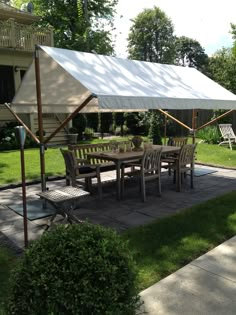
[218,124,236,150]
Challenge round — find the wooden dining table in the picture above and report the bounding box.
[87,145,180,200]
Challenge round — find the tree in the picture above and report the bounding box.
[206,47,236,123]
[207,48,236,94]
[12,0,118,54]
[230,23,236,57]
[127,6,175,63]
[148,111,162,145]
[175,36,208,70]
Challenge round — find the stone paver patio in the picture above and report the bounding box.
[1,164,236,249]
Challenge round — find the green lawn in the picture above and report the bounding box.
[0,137,129,186]
[196,142,236,167]
[123,190,236,290]
[0,139,236,186]
[0,147,65,185]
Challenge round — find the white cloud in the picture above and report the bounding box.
[113,0,236,57]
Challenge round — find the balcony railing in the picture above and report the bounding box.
[0,18,53,51]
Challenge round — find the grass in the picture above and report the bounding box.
[0,147,65,185]
[0,137,129,186]
[123,190,236,290]
[196,141,236,167]
[1,138,236,186]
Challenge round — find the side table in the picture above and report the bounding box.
[37,186,89,229]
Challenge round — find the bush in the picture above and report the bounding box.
[7,223,140,315]
[73,114,87,139]
[0,122,37,150]
[197,126,220,144]
[83,127,94,140]
[148,111,162,145]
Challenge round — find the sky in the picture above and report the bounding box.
[113,0,236,57]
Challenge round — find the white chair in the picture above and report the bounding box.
[218,124,236,150]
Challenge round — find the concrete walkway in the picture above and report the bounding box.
[140,235,236,315]
[0,164,236,314]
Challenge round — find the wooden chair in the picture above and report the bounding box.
[172,137,188,146]
[121,147,162,202]
[162,137,188,175]
[60,149,102,199]
[218,124,236,150]
[167,144,197,192]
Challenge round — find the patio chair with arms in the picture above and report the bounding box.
[218,124,236,150]
[167,144,197,192]
[121,147,162,202]
[162,137,188,175]
[60,149,102,199]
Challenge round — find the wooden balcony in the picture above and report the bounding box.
[0,18,53,51]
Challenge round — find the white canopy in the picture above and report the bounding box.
[12,45,236,113]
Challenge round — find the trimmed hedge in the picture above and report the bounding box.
[8,223,140,315]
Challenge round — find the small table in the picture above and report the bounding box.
[37,187,89,229]
[87,145,180,200]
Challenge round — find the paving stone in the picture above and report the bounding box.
[1,164,236,250]
[140,262,236,315]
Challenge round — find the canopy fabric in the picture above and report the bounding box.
[12,45,236,113]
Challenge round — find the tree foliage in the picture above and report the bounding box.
[175,36,208,70]
[230,23,236,57]
[12,0,118,54]
[207,48,236,94]
[127,7,175,63]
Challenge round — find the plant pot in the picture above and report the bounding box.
[68,134,78,144]
[84,134,93,141]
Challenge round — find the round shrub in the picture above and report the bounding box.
[8,223,140,315]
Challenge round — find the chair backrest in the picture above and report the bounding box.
[60,149,78,182]
[218,124,236,140]
[172,137,188,147]
[179,144,197,167]
[142,148,162,174]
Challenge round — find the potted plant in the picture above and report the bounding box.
[68,127,78,144]
[83,127,94,141]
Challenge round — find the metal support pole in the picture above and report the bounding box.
[15,126,28,248]
[20,145,28,248]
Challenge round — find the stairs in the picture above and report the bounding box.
[34,114,68,146]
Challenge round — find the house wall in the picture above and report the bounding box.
[0,50,32,123]
[0,49,32,90]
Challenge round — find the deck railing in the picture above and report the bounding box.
[0,18,53,51]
